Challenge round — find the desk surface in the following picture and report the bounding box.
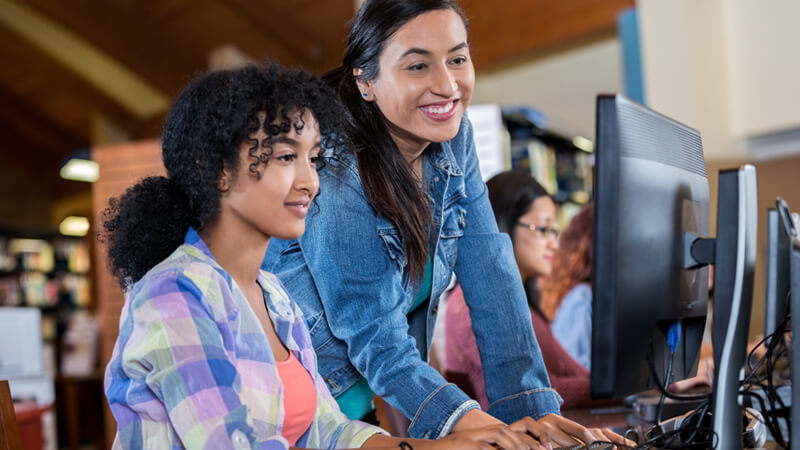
[562,407,630,430]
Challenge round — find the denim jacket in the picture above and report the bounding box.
[262,117,562,439]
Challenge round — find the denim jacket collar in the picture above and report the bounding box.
[429,141,464,178]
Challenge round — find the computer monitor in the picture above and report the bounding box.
[591,94,710,400]
[765,200,793,342]
[708,165,758,449]
[591,94,760,448]
[770,198,800,450]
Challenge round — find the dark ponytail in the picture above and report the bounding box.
[102,177,194,287]
[325,0,468,282]
[103,63,347,289]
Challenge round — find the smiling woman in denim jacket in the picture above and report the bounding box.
[263,0,628,447]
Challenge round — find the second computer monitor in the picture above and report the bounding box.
[591,94,710,399]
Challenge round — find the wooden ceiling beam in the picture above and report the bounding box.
[0,0,169,119]
[460,0,634,69]
[0,24,143,142]
[21,0,314,94]
[20,0,200,94]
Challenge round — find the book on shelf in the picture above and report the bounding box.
[467,104,510,181]
[0,235,91,309]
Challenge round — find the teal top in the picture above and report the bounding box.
[337,255,434,419]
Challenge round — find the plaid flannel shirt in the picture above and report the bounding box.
[105,228,385,449]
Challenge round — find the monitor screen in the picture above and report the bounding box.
[591,94,709,399]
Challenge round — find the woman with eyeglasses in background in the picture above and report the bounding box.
[445,171,604,410]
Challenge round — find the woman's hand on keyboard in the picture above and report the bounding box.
[449,409,550,449]
[447,424,549,449]
[508,414,634,449]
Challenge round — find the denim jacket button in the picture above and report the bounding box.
[431,305,438,315]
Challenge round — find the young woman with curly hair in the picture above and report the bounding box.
[101,63,498,450]
[262,0,630,448]
[539,203,595,371]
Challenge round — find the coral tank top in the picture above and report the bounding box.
[275,352,317,445]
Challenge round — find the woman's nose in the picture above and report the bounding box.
[295,159,319,196]
[431,65,457,97]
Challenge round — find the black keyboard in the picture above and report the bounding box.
[553,441,615,450]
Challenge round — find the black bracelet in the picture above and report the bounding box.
[398,441,413,450]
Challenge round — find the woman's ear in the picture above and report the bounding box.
[218,168,232,193]
[353,68,374,101]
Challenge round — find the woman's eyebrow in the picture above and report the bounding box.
[399,42,468,59]
[267,135,321,150]
[268,136,299,146]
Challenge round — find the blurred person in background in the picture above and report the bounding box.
[540,203,594,371]
[445,171,604,409]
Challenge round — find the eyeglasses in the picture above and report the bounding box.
[516,222,559,240]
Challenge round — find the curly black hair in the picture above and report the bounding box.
[102,63,347,289]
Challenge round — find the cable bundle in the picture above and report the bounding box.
[740,308,792,448]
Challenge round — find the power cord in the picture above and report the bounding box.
[600,296,793,449]
[655,322,682,425]
[641,304,792,449]
[636,322,719,449]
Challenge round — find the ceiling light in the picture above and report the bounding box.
[60,159,99,182]
[59,216,90,237]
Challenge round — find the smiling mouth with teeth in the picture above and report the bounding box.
[420,101,455,115]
